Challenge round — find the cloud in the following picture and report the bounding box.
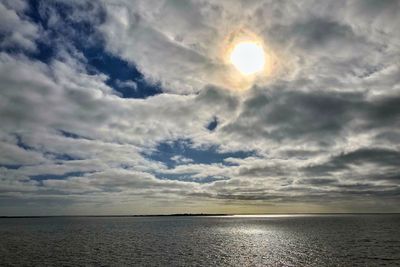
[115,79,137,90]
[0,0,39,52]
[304,148,400,181]
[0,0,399,214]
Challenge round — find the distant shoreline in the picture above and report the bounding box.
[0,214,228,218]
[1,213,399,218]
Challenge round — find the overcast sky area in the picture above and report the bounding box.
[0,0,399,215]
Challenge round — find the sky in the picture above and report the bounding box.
[0,0,399,215]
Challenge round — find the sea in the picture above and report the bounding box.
[0,214,399,266]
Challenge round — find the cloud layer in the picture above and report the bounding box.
[0,0,399,215]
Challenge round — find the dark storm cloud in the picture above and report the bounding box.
[223,88,400,144]
[237,164,288,178]
[269,17,358,50]
[297,178,337,186]
[365,96,400,128]
[375,131,400,144]
[304,148,400,176]
[222,89,361,143]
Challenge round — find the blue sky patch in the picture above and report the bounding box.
[30,171,86,182]
[83,47,162,98]
[46,153,80,162]
[206,116,218,131]
[58,130,91,140]
[15,135,34,151]
[14,134,79,162]
[22,0,162,99]
[144,139,254,169]
[0,164,23,170]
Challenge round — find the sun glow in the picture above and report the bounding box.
[230,42,265,75]
[217,29,278,91]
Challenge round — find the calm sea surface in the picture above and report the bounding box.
[0,215,399,266]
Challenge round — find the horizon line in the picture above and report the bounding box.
[1,212,399,218]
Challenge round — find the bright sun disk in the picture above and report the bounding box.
[230,42,265,75]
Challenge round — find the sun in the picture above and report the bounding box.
[229,41,266,75]
[218,29,277,90]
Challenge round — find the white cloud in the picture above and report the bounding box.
[115,79,137,90]
[0,1,39,51]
